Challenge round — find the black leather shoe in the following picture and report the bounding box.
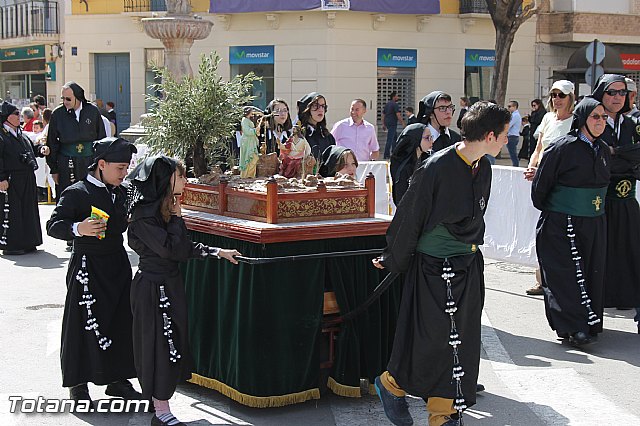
[569,331,593,347]
[105,380,143,400]
[2,249,27,255]
[151,414,186,426]
[69,384,95,409]
[476,383,485,392]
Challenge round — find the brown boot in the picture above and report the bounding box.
[526,284,544,295]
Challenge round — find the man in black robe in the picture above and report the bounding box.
[590,75,640,329]
[0,101,48,255]
[47,137,142,406]
[46,81,106,197]
[532,97,611,347]
[415,91,462,153]
[373,102,511,426]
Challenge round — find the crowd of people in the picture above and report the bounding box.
[2,75,640,426]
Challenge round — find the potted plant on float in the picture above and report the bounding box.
[142,53,258,177]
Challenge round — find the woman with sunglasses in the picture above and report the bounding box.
[524,81,576,296]
[532,97,611,347]
[296,92,335,170]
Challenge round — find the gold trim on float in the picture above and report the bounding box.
[326,376,362,398]
[188,373,320,408]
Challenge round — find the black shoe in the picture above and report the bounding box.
[476,383,485,392]
[569,331,593,348]
[374,376,413,426]
[441,418,460,426]
[151,414,186,426]
[2,249,27,255]
[69,384,95,409]
[105,380,143,400]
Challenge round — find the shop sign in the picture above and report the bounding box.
[465,49,495,67]
[377,48,417,68]
[45,62,56,81]
[229,45,274,65]
[0,45,45,61]
[620,54,640,71]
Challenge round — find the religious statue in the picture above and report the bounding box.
[278,126,315,178]
[166,0,192,15]
[239,107,261,178]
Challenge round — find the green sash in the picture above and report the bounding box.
[59,142,94,158]
[545,185,607,217]
[416,224,478,258]
[607,177,636,200]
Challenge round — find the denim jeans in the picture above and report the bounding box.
[507,135,520,167]
[384,126,398,158]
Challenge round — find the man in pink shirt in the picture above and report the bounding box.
[331,99,380,161]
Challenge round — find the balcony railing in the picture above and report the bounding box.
[123,0,167,12]
[460,0,489,14]
[0,1,59,39]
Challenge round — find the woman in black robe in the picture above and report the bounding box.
[532,97,611,347]
[389,123,431,205]
[297,92,335,165]
[372,102,511,426]
[127,155,240,426]
[47,137,141,405]
[0,101,47,255]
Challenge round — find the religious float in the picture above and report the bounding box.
[179,171,399,408]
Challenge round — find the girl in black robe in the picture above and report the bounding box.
[0,101,47,255]
[46,137,141,405]
[296,92,335,165]
[373,102,511,426]
[127,156,240,426]
[389,123,431,205]
[532,97,611,347]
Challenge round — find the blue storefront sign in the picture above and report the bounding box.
[377,48,417,68]
[465,49,495,67]
[229,45,274,65]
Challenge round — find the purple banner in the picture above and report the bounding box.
[211,0,320,13]
[350,0,439,14]
[210,0,439,14]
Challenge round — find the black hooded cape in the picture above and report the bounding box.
[389,123,428,205]
[127,155,220,399]
[532,97,611,336]
[417,91,462,152]
[592,74,640,307]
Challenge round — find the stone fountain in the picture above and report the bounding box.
[142,0,213,80]
[121,0,213,142]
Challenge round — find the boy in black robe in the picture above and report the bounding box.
[532,97,611,346]
[0,101,48,255]
[47,137,142,406]
[373,102,511,426]
[590,75,640,326]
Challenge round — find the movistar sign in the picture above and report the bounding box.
[465,49,495,67]
[378,48,417,68]
[229,45,274,65]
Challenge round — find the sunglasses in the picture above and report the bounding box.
[310,103,328,112]
[589,113,609,121]
[60,96,73,102]
[550,92,568,99]
[435,105,456,113]
[604,89,628,97]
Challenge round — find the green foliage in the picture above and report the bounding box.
[142,53,258,173]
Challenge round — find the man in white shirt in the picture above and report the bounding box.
[331,99,379,161]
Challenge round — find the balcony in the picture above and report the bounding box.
[123,0,167,13]
[459,0,489,14]
[0,1,59,40]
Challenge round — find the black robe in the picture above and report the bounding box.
[0,127,43,251]
[46,178,135,387]
[432,128,462,153]
[305,125,336,161]
[379,145,490,406]
[532,132,611,336]
[600,116,640,308]
[127,214,215,400]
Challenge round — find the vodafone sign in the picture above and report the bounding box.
[621,54,640,70]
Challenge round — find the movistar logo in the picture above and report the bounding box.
[469,53,495,62]
[235,50,270,59]
[470,53,479,61]
[382,53,392,61]
[382,53,414,62]
[235,50,245,59]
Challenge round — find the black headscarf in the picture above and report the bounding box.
[571,96,602,140]
[591,74,630,114]
[0,100,18,123]
[88,137,137,170]
[297,92,322,115]
[127,155,178,220]
[417,91,448,126]
[390,124,429,205]
[64,81,87,103]
[318,145,348,177]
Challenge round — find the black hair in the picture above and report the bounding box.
[405,106,414,113]
[460,101,511,142]
[389,91,397,99]
[509,100,519,109]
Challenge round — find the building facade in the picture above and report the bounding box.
[38,0,537,135]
